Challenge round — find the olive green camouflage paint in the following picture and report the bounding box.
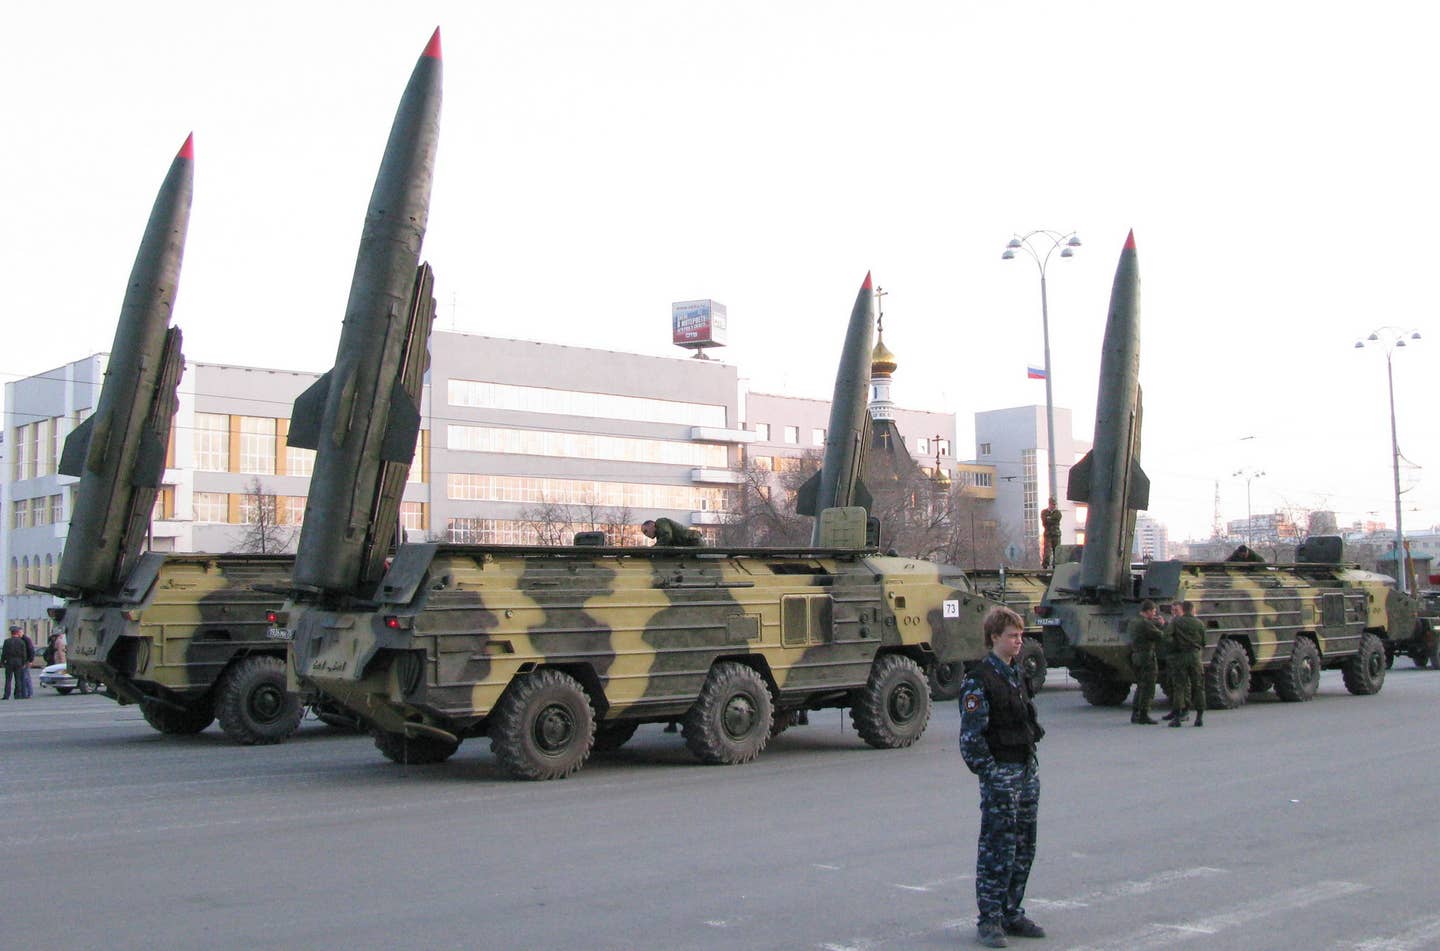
[289,546,995,739]
[65,554,292,711]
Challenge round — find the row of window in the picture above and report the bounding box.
[9,554,57,595]
[448,379,727,428]
[750,422,952,459]
[189,493,427,530]
[446,474,729,512]
[10,416,70,482]
[11,495,65,529]
[446,425,728,468]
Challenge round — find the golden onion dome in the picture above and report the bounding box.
[871,336,897,376]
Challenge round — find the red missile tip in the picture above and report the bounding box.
[862,271,873,290]
[423,27,442,59]
[177,133,194,160]
[1124,229,1135,250]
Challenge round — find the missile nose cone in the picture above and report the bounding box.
[177,133,194,161]
[1124,229,1136,251]
[423,26,442,59]
[861,271,872,291]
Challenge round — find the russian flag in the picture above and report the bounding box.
[1027,365,1047,380]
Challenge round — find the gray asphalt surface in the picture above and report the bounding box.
[3,665,1438,951]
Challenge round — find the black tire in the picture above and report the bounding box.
[1019,641,1048,694]
[215,656,305,745]
[55,686,75,696]
[927,661,963,702]
[851,654,932,749]
[1273,638,1321,702]
[141,700,214,735]
[374,729,460,765]
[683,662,774,764]
[77,677,102,695]
[1341,633,1387,696]
[489,669,595,780]
[592,721,639,752]
[1413,650,1430,669]
[1205,639,1251,709]
[1077,673,1131,707]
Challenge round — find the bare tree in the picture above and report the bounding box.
[717,452,818,547]
[236,476,294,554]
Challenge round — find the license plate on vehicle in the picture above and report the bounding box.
[1037,618,1062,627]
[266,628,293,641]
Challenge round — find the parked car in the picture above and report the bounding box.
[38,663,104,695]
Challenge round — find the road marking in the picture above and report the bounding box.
[892,872,972,892]
[1027,866,1227,911]
[1065,880,1368,951]
[1345,914,1440,950]
[812,863,842,871]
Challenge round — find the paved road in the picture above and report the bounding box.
[3,665,1438,951]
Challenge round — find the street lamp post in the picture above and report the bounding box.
[1355,327,1422,593]
[1002,230,1081,521]
[1232,467,1265,549]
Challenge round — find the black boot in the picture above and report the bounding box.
[1194,712,1204,727]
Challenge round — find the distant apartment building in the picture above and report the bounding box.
[973,405,1087,560]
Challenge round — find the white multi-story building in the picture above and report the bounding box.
[973,405,1087,561]
[1132,513,1170,562]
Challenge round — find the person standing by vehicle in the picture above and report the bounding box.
[3,625,36,699]
[1165,601,1207,727]
[1127,601,1165,724]
[959,606,1047,948]
[1039,498,1062,569]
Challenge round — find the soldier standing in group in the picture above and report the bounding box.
[1165,601,1207,727]
[3,625,36,700]
[1039,498,1062,570]
[959,606,1047,948]
[640,518,703,547]
[1126,601,1165,725]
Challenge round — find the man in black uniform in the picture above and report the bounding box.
[959,606,1047,947]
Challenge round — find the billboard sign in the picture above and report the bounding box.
[671,299,728,349]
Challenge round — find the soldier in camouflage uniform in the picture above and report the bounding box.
[641,517,703,547]
[960,606,1046,948]
[1039,499,1062,570]
[1165,601,1206,727]
[1126,600,1165,724]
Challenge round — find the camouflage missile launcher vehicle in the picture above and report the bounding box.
[1037,547,1414,709]
[284,540,997,780]
[61,553,328,741]
[928,568,1049,700]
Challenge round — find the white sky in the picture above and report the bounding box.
[3,1,1435,542]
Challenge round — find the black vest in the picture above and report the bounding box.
[975,660,1041,764]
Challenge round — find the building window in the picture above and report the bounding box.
[916,437,929,455]
[752,455,774,472]
[194,413,230,472]
[239,417,277,475]
[238,492,278,525]
[445,473,728,513]
[13,424,31,480]
[285,445,315,478]
[400,501,425,531]
[49,495,63,524]
[782,426,799,445]
[279,496,306,525]
[12,499,29,530]
[937,439,949,457]
[811,428,825,446]
[448,379,726,427]
[446,425,728,468]
[194,492,228,523]
[754,423,770,441]
[979,442,991,457]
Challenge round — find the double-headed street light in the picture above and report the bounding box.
[1002,231,1081,518]
[1232,467,1265,549]
[1355,327,1422,593]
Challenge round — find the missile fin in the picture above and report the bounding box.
[132,429,169,488]
[795,470,820,517]
[379,380,422,463]
[1067,450,1093,503]
[1129,460,1150,511]
[58,415,97,478]
[853,478,873,513]
[287,371,332,450]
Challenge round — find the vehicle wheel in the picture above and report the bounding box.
[683,662,774,764]
[56,686,75,695]
[141,700,214,735]
[1273,638,1321,702]
[851,654,931,749]
[1205,639,1251,709]
[1020,641,1048,694]
[374,729,460,765]
[1413,651,1430,669]
[1077,673,1131,707]
[927,661,963,702]
[489,669,595,780]
[215,656,305,745]
[592,721,639,752]
[1248,672,1273,694]
[1341,633,1387,696]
